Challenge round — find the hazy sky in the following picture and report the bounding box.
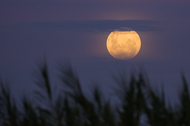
[0,0,190,102]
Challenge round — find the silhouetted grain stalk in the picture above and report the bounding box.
[0,62,189,126]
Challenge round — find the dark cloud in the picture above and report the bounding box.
[1,20,161,32]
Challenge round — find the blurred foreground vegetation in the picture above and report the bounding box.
[0,62,190,126]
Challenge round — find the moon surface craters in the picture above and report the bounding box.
[106,30,141,60]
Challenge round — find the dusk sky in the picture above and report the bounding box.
[0,0,190,102]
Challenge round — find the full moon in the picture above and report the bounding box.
[106,30,141,60]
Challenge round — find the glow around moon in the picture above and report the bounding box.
[106,30,141,60]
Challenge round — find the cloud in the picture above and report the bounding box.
[1,20,161,32]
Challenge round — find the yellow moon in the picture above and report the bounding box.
[106,30,141,60]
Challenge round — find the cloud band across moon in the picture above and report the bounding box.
[1,20,161,32]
